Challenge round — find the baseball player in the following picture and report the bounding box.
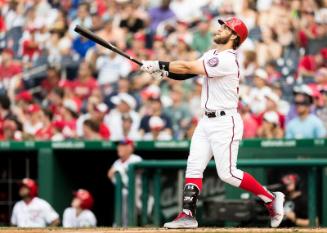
[141,17,285,228]
[11,178,60,227]
[63,189,97,227]
[107,139,143,227]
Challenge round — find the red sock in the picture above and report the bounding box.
[185,177,203,192]
[240,172,274,203]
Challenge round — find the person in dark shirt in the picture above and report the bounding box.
[139,96,172,137]
[280,174,309,227]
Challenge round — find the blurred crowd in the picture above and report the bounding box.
[0,0,327,141]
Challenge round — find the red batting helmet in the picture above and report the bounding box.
[218,17,248,45]
[74,189,94,209]
[21,178,38,197]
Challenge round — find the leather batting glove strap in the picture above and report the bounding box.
[158,61,170,72]
[140,60,160,73]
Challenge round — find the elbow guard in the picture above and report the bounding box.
[167,72,197,80]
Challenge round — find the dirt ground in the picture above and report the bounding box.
[0,228,327,233]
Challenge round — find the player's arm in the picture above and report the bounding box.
[141,59,205,80]
[166,60,206,75]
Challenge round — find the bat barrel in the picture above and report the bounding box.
[73,25,143,66]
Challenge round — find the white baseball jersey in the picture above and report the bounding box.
[11,197,59,227]
[200,49,240,110]
[111,154,142,190]
[63,207,97,227]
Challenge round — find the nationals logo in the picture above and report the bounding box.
[207,57,219,67]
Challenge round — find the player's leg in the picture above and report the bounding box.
[164,119,213,229]
[210,114,285,227]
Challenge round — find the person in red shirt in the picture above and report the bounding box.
[0,118,22,141]
[91,103,110,140]
[35,109,54,140]
[239,98,258,138]
[21,28,41,61]
[41,66,61,93]
[61,62,98,101]
[298,48,327,77]
[0,49,22,81]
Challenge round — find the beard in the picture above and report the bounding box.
[213,33,232,45]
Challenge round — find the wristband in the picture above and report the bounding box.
[159,61,170,71]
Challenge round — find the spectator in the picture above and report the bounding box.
[107,139,142,227]
[164,86,191,139]
[23,104,43,136]
[256,91,285,129]
[80,102,110,140]
[0,49,22,90]
[119,3,145,34]
[239,97,258,139]
[0,118,22,141]
[316,86,327,130]
[247,68,272,115]
[148,0,175,34]
[139,96,172,138]
[121,114,141,141]
[257,111,284,139]
[82,119,102,140]
[11,178,60,227]
[41,66,61,93]
[61,61,98,101]
[72,36,95,58]
[95,49,131,87]
[280,174,309,227]
[191,18,212,54]
[63,189,97,227]
[286,91,326,139]
[21,28,42,62]
[298,48,327,79]
[143,116,172,141]
[69,2,92,39]
[96,19,125,51]
[105,93,140,141]
[35,109,54,140]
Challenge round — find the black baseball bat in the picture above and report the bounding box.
[74,25,143,66]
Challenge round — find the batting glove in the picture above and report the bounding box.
[141,60,161,73]
[151,70,168,80]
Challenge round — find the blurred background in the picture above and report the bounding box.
[0,0,327,229]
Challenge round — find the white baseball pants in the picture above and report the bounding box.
[186,112,244,187]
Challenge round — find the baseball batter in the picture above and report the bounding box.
[11,178,60,227]
[141,17,285,228]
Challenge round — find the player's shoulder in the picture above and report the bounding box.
[63,207,74,215]
[32,197,51,206]
[81,209,96,218]
[130,154,143,162]
[12,200,24,209]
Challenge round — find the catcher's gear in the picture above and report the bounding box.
[74,189,94,209]
[218,17,248,44]
[21,178,38,197]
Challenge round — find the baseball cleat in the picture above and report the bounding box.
[163,212,198,229]
[265,191,285,227]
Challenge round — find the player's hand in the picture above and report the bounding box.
[151,70,168,80]
[141,60,160,73]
